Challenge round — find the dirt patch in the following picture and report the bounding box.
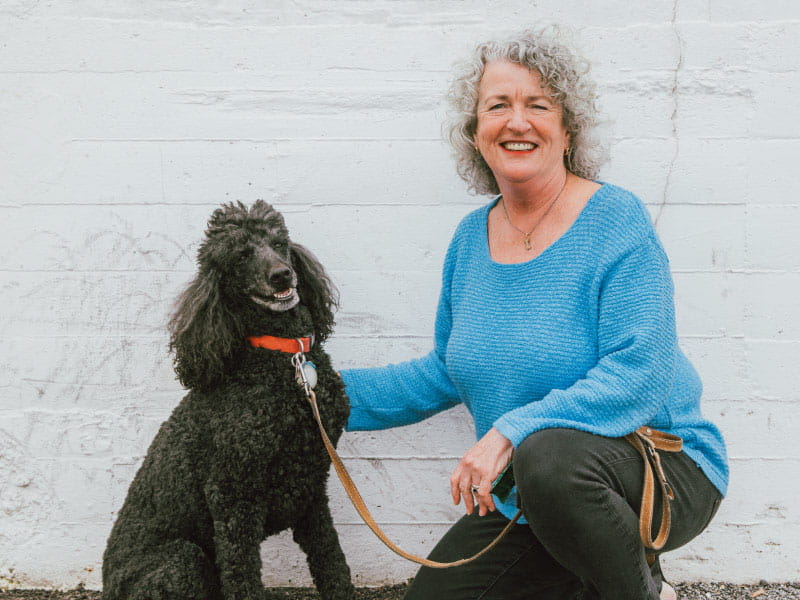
[2,582,799,599]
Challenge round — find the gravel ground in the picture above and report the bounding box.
[1,582,798,599]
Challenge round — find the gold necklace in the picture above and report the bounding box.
[500,178,567,251]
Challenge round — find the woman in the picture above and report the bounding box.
[340,27,727,600]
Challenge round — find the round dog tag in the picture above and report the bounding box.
[296,361,317,389]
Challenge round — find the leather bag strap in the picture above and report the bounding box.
[624,426,683,562]
[305,389,523,568]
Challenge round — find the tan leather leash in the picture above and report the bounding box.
[291,352,523,568]
[287,341,680,568]
[624,426,683,564]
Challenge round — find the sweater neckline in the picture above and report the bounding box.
[481,182,609,268]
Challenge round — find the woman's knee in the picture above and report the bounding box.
[513,428,607,507]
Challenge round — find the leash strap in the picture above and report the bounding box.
[303,386,522,569]
[624,426,683,563]
[293,352,677,568]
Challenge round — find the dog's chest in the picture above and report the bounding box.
[243,384,345,528]
[218,380,344,478]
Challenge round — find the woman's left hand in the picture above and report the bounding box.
[450,427,513,516]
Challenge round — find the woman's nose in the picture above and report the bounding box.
[506,107,532,133]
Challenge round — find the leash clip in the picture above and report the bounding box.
[292,349,317,395]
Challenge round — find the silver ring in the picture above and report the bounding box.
[471,484,480,493]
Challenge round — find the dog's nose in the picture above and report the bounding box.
[268,265,292,288]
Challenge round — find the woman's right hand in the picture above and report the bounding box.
[450,427,513,516]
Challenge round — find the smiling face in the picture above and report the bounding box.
[240,232,300,313]
[474,60,571,190]
[201,201,300,313]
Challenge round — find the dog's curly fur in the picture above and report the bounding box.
[102,201,355,600]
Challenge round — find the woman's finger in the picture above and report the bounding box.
[463,482,476,515]
[474,480,495,516]
[450,468,463,505]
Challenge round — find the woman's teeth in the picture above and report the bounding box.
[503,142,536,151]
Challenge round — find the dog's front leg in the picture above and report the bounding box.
[292,499,356,600]
[206,483,265,600]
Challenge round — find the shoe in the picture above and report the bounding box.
[660,582,677,600]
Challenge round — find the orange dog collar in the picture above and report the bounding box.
[247,335,313,354]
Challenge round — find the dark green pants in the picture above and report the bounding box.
[405,429,722,600]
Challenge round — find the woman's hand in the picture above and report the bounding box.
[450,427,513,516]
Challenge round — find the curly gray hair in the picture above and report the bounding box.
[446,26,607,196]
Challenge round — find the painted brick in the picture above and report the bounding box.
[17,137,472,208]
[681,337,749,402]
[0,73,445,142]
[666,137,750,206]
[326,335,434,370]
[2,337,174,388]
[706,399,800,459]
[742,273,800,341]
[708,1,800,22]
[745,340,800,402]
[672,272,747,338]
[681,22,800,72]
[720,458,800,527]
[654,203,747,271]
[7,409,165,461]
[675,0,710,21]
[746,206,800,271]
[338,405,474,458]
[2,379,180,413]
[751,72,800,138]
[676,78,757,139]
[0,272,178,337]
[746,139,800,205]
[587,24,679,73]
[602,137,674,203]
[7,0,680,29]
[600,82,675,139]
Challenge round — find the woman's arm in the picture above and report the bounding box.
[341,348,460,431]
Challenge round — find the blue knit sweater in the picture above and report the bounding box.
[341,183,728,521]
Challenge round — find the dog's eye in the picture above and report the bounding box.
[273,240,288,251]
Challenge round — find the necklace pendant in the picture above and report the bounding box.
[523,234,532,251]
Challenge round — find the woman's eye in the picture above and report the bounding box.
[489,103,505,110]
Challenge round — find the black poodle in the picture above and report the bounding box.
[102,201,355,600]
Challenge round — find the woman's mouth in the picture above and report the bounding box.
[501,141,537,152]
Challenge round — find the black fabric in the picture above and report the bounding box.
[405,429,722,600]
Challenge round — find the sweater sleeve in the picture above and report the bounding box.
[341,234,462,432]
[493,236,679,446]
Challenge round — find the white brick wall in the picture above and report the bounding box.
[1,0,798,589]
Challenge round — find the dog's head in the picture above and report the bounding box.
[200,201,300,312]
[168,200,338,390]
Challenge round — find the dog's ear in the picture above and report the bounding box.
[168,268,241,390]
[291,242,338,342]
